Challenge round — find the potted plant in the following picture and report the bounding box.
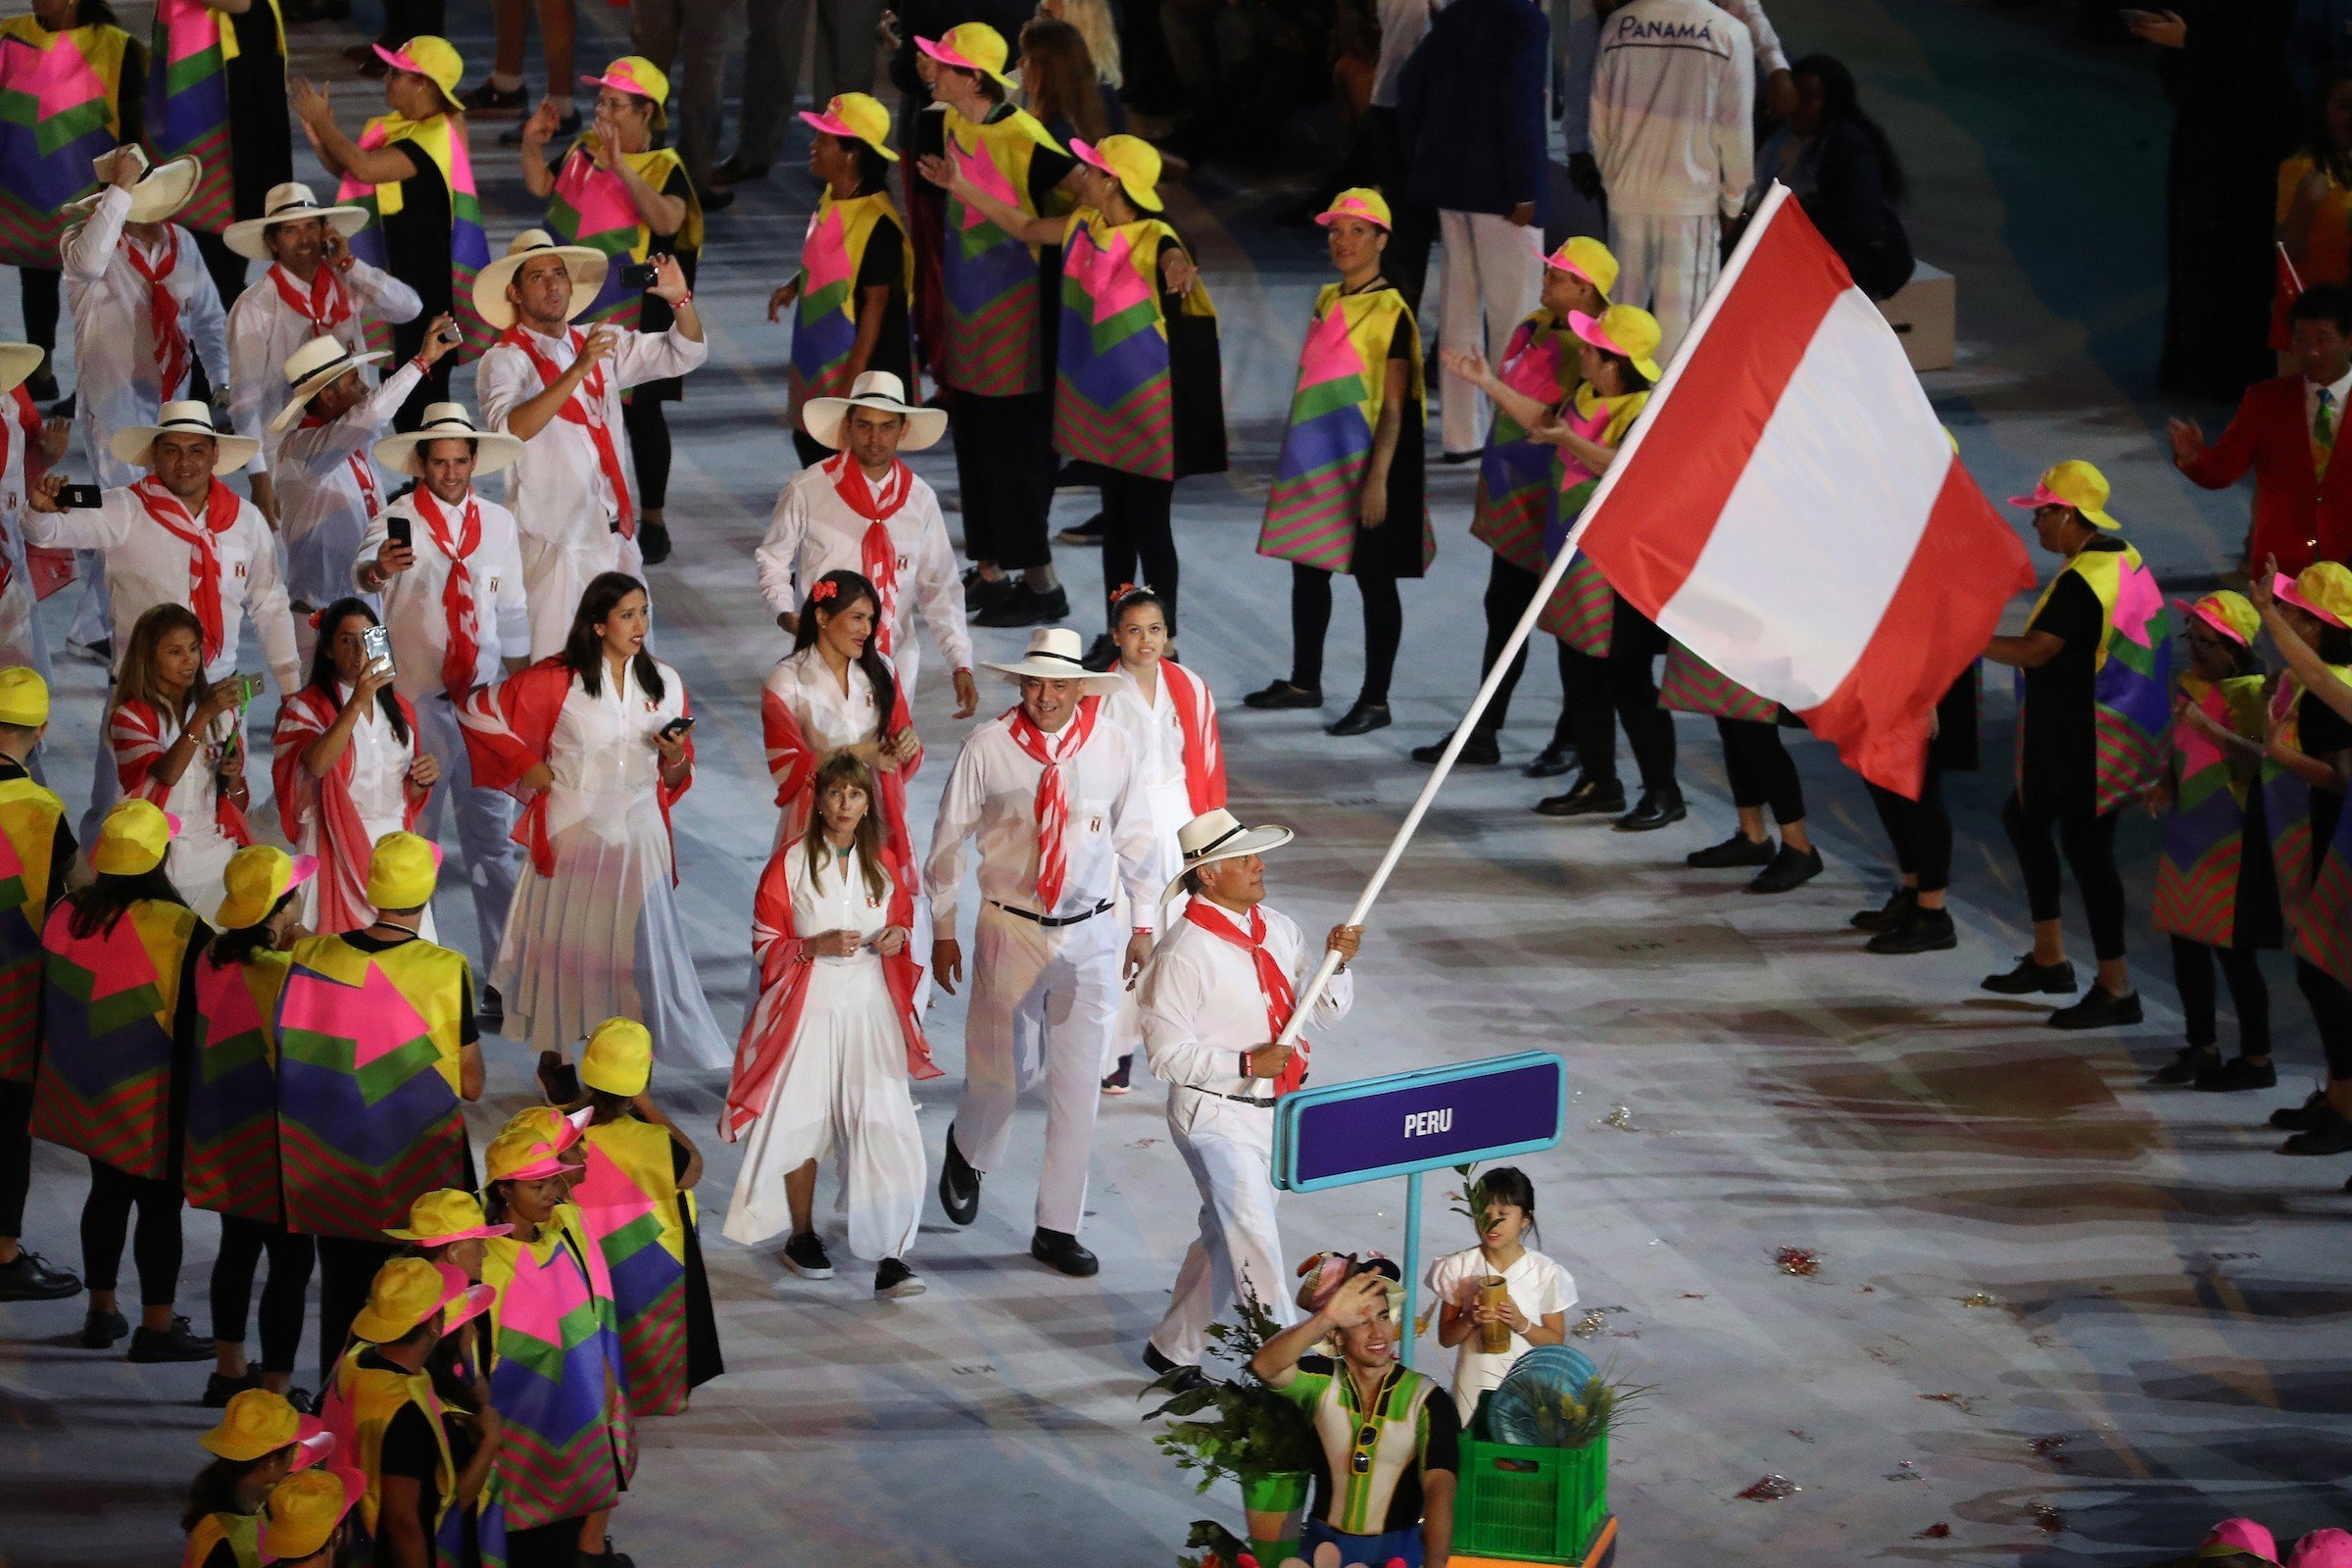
[1144,1289,1319,1564]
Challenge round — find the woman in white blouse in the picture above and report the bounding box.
[269,598,438,935]
[761,569,922,849]
[105,605,254,921]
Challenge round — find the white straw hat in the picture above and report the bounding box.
[109,401,260,474]
[269,336,391,433]
[982,627,1122,692]
[473,228,607,330]
[1159,808,1294,906]
[222,181,371,260]
[63,146,201,224]
[801,369,947,452]
[371,403,525,478]
[0,344,42,397]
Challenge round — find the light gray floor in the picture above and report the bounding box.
[4,1,2348,1563]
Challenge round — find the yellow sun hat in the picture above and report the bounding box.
[2177,590,2261,648]
[1568,304,1663,383]
[92,799,175,877]
[1070,134,1163,214]
[916,23,1018,92]
[579,55,667,106]
[2007,459,2120,531]
[485,1122,569,1183]
[216,846,318,931]
[371,36,465,110]
[350,1256,488,1343]
[798,92,899,161]
[1316,187,1392,231]
[2278,561,2352,629]
[1544,235,1619,299]
[200,1388,313,1461]
[579,1017,653,1098]
[260,1466,367,1562]
[0,666,49,726]
[365,831,440,910]
[384,1188,513,1246]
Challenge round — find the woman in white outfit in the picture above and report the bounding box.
[760,569,922,851]
[723,752,941,1298]
[1099,585,1226,1094]
[269,598,440,936]
[460,570,732,1069]
[104,605,251,919]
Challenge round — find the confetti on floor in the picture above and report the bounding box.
[1776,1247,1822,1277]
[1736,1475,1799,1501]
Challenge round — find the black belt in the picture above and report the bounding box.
[990,898,1113,929]
[1184,1084,1279,1108]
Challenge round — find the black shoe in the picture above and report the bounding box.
[1326,702,1391,737]
[2272,1091,2328,1131]
[1749,844,1824,894]
[1981,956,2078,996]
[1243,680,1323,710]
[974,581,1069,628]
[1866,906,1956,955]
[1081,633,1117,671]
[2047,986,2142,1031]
[1143,1342,1208,1392]
[24,368,58,404]
[2191,1054,2277,1093]
[714,152,771,185]
[1686,832,1775,869]
[458,78,527,116]
[579,1538,634,1568]
[2152,1044,2220,1086]
[1410,732,1499,765]
[1056,513,1106,546]
[501,110,577,146]
[127,1315,213,1362]
[203,1369,263,1407]
[939,1123,980,1225]
[964,572,1017,614]
[781,1231,834,1280]
[1535,776,1625,817]
[1614,788,1687,832]
[636,519,671,566]
[1030,1228,1099,1277]
[1851,888,1917,932]
[1524,744,1578,779]
[1101,1055,1132,1095]
[2280,1108,2352,1155]
[79,1307,127,1348]
[875,1257,925,1298]
[0,1249,81,1300]
[698,183,737,213]
[478,984,505,1038]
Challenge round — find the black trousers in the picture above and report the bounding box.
[2172,936,2270,1054]
[377,0,446,44]
[0,1078,30,1238]
[81,1158,183,1304]
[1560,596,1674,792]
[952,391,1055,571]
[212,1214,318,1374]
[1717,717,1803,823]
[1100,470,1178,632]
[316,1235,399,1380]
[1868,764,1951,894]
[20,269,59,361]
[2298,957,2352,1079]
[1473,555,1573,748]
[2001,792,2128,963]
[1290,564,1400,707]
[622,398,673,513]
[508,1517,586,1568]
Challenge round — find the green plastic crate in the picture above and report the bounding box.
[1452,1416,1609,1566]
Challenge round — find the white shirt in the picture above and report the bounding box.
[226,260,423,476]
[1371,0,1440,109]
[333,683,416,836]
[543,655,690,837]
[23,483,299,693]
[1562,0,1783,153]
[923,709,1158,931]
[788,838,895,959]
[272,362,421,603]
[62,187,231,488]
[1103,666,1189,797]
[1425,1245,1578,1417]
[2307,365,2352,441]
[1140,905,1353,1098]
[765,645,886,756]
[1588,0,1755,219]
[756,460,974,684]
[356,488,531,702]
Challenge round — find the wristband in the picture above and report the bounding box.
[1242,1052,1254,1079]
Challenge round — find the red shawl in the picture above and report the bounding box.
[269,685,425,932]
[108,697,254,848]
[1158,660,1227,816]
[760,657,922,888]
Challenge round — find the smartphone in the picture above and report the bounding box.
[435,321,463,346]
[659,714,695,741]
[385,515,413,550]
[620,261,661,290]
[56,483,101,510]
[361,623,394,676]
[223,671,263,707]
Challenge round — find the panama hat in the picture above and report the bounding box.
[269,336,391,434]
[385,1188,513,1246]
[366,831,440,909]
[983,627,1123,692]
[1316,187,1391,230]
[64,146,201,224]
[217,846,318,931]
[799,92,898,160]
[0,666,48,727]
[93,800,176,876]
[371,402,525,478]
[110,401,260,474]
[2278,562,2352,629]
[2008,459,2120,531]
[223,181,369,261]
[0,343,43,397]
[1544,235,1618,298]
[2176,591,2260,649]
[473,228,607,330]
[1568,304,1663,383]
[916,23,1018,92]
[1160,808,1294,907]
[373,36,466,112]
[1070,135,1162,214]
[801,369,947,452]
[580,1017,652,1097]
[261,1465,367,1562]
[200,1388,327,1462]
[349,1256,489,1343]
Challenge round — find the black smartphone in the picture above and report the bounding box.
[620,261,661,289]
[56,483,101,509]
[659,714,695,741]
[435,321,463,346]
[386,515,413,549]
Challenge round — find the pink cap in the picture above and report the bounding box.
[1069,136,1112,176]
[285,853,319,891]
[2288,1530,2352,1568]
[288,1419,335,1472]
[915,33,985,74]
[2006,480,2067,510]
[2277,570,2350,629]
[2203,1519,2281,1563]
[1316,190,1392,230]
[578,61,660,101]
[1567,309,1627,361]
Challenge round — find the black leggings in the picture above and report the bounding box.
[1560,597,1675,792]
[0,1078,30,1239]
[952,391,1055,570]
[1474,555,1573,749]
[507,1517,587,1568]
[2001,792,2128,962]
[1868,765,1952,894]
[2172,937,2270,1054]
[81,1158,183,1304]
[316,1236,399,1380]
[1716,717,1803,824]
[20,268,60,360]
[2298,957,2352,1080]
[212,1215,318,1374]
[1289,564,1400,707]
[623,397,673,513]
[1100,470,1177,632]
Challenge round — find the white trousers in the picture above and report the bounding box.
[521,530,644,661]
[413,695,521,959]
[1437,210,1545,456]
[1149,1088,1298,1366]
[1604,211,1721,362]
[954,902,1119,1235]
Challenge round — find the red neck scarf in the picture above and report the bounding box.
[1183,898,1310,1095]
[412,488,483,697]
[1003,699,1099,911]
[826,452,911,656]
[270,262,352,334]
[132,475,241,664]
[299,406,383,520]
[501,324,634,537]
[124,230,190,396]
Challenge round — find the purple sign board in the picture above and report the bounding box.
[1274,1053,1568,1193]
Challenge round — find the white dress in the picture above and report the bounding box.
[1425,1244,1579,1422]
[1102,663,1197,1064]
[492,658,731,1067]
[723,843,926,1260]
[292,686,435,942]
[137,705,241,924]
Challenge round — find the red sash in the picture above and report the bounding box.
[1159,661,1227,816]
[270,684,424,931]
[412,489,482,698]
[269,262,353,334]
[132,477,241,664]
[500,326,634,537]
[1004,699,1100,911]
[1182,899,1309,1096]
[124,230,190,396]
[825,453,911,657]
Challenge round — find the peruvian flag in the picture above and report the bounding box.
[1568,184,2034,797]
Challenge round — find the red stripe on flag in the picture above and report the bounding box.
[1796,457,2035,797]
[1578,210,1853,613]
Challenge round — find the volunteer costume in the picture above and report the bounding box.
[109,685,253,923]
[144,0,293,291]
[473,231,709,659]
[924,629,1158,1245]
[1141,812,1351,1369]
[356,407,530,956]
[318,1258,486,1545]
[1587,0,1754,356]
[756,373,973,702]
[784,95,915,462]
[268,679,428,937]
[267,339,421,609]
[0,346,56,686]
[0,682,75,1301]
[1424,1243,1576,1422]
[459,654,732,1067]
[2269,568,2352,1134]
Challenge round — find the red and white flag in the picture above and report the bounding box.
[1568,185,2034,797]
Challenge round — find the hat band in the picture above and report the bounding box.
[1026,651,1085,672]
[266,201,323,220]
[1184,823,1251,864]
[156,417,221,436]
[295,349,361,386]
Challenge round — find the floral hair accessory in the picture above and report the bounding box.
[307,608,324,629]
[810,580,839,604]
[1110,581,1139,602]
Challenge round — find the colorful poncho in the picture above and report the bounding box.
[2265,670,2351,899]
[145,0,283,233]
[574,1116,693,1417]
[182,1509,259,1568]
[181,948,290,1224]
[1258,281,1430,575]
[31,898,200,1178]
[788,188,912,418]
[322,1344,456,1537]
[1053,211,1216,482]
[482,1208,636,1530]
[2015,542,2175,812]
[337,111,494,356]
[1471,312,1575,573]
[546,135,704,332]
[1660,641,1781,723]
[274,932,471,1239]
[1533,387,1646,652]
[0,17,135,269]
[2153,673,2270,947]
[0,777,67,1085]
[938,107,1062,398]
[2290,668,2352,986]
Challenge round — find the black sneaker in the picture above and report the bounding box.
[1081,633,1117,671]
[1534,775,1625,817]
[1749,844,1824,894]
[1029,1227,1100,1277]
[1243,680,1323,710]
[1326,702,1391,737]
[1866,905,1956,955]
[127,1315,214,1362]
[1055,513,1106,546]
[1143,1341,1208,1393]
[578,1537,634,1568]
[1101,1055,1132,1095]
[0,1249,81,1300]
[875,1257,926,1298]
[965,572,1018,614]
[459,78,528,116]
[713,152,771,185]
[2152,1044,2221,1086]
[2280,1108,2352,1155]
[2271,1090,2328,1131]
[1614,788,1687,832]
[2191,1054,2277,1093]
[939,1123,980,1225]
[1981,956,2078,996]
[636,519,672,566]
[974,581,1069,628]
[1852,888,1917,931]
[478,984,505,1038]
[1410,732,1500,766]
[699,184,737,213]
[203,1369,263,1407]
[1686,833,1775,869]
[79,1307,127,1348]
[501,109,578,146]
[781,1231,834,1280]
[2047,986,2143,1031]
[1525,743,1577,779]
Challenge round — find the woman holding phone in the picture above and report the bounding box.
[107,605,253,923]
